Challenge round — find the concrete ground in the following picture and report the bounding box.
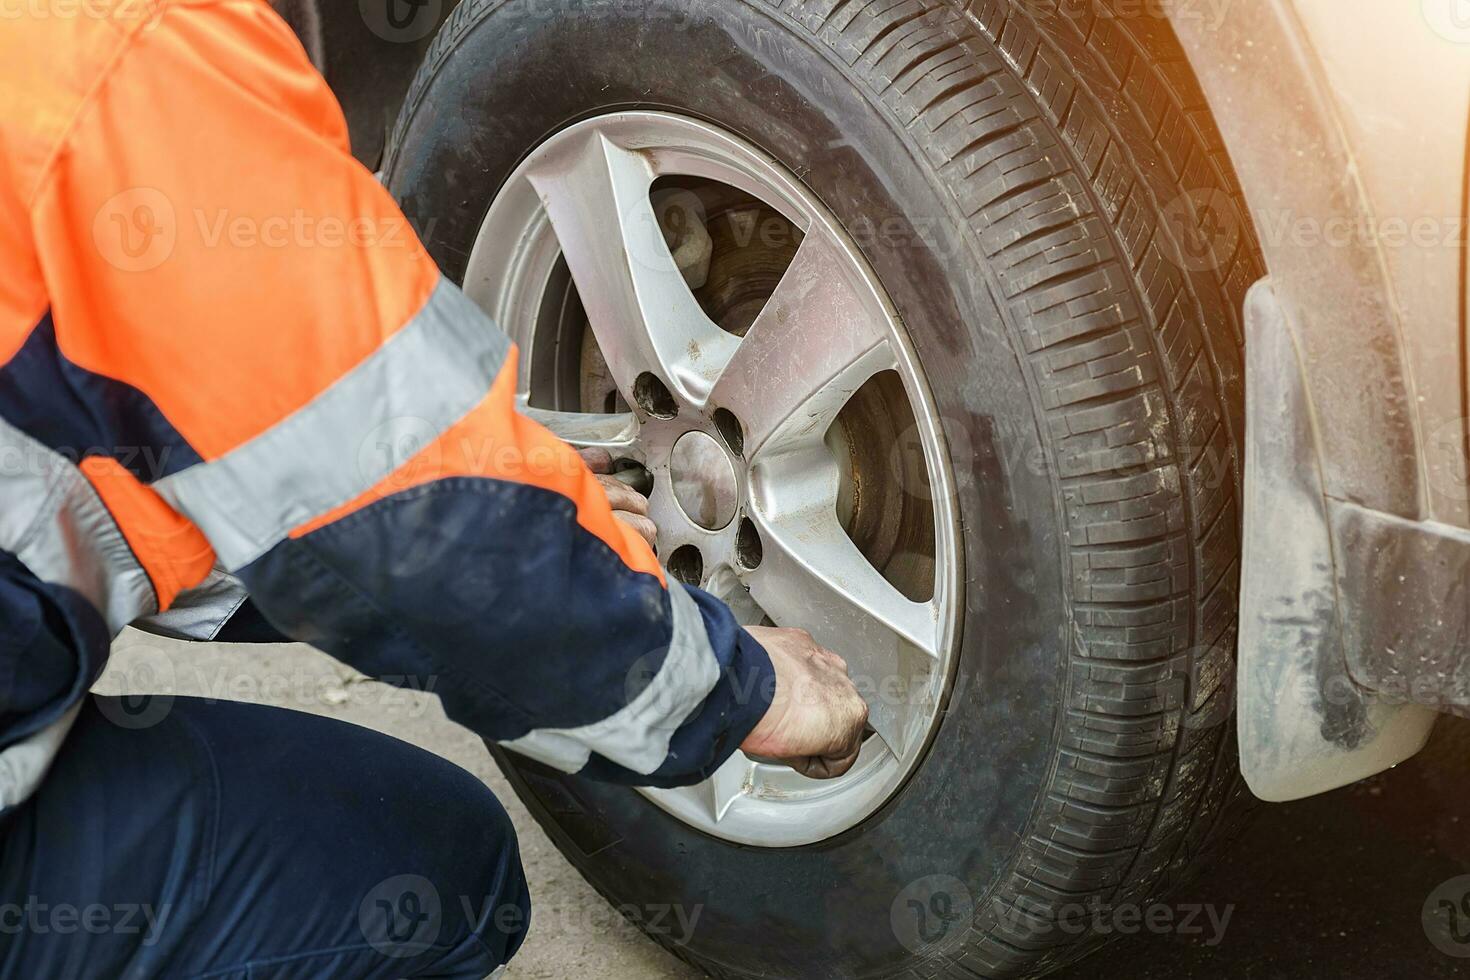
[99,631,1470,979]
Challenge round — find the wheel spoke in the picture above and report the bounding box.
[707,228,898,461]
[746,451,942,760]
[525,130,737,404]
[703,566,767,626]
[704,751,754,822]
[519,406,639,454]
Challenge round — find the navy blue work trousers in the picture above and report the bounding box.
[0,696,530,978]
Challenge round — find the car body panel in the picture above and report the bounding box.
[1168,0,1470,798]
[1291,0,1470,525]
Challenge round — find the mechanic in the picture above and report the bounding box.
[0,0,870,976]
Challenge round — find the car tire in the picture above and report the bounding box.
[385,1,1256,976]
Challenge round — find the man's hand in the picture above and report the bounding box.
[579,448,658,550]
[581,447,868,778]
[740,626,869,779]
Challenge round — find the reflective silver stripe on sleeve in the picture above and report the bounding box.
[0,705,80,811]
[130,566,249,641]
[0,419,156,632]
[154,277,512,571]
[500,584,722,776]
[0,423,156,812]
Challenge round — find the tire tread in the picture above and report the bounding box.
[776,2,1255,975]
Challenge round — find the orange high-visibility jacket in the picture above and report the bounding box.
[0,0,771,808]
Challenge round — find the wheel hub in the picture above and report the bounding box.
[669,429,739,530]
[464,111,961,847]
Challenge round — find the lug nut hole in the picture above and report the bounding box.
[610,459,655,497]
[634,373,679,419]
[667,545,704,587]
[736,517,764,570]
[713,408,745,457]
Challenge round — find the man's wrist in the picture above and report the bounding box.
[723,625,777,751]
[578,587,775,789]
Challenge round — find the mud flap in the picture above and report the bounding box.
[1238,279,1436,801]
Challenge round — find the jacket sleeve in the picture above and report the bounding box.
[25,0,773,787]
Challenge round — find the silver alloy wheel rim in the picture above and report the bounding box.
[463,112,961,847]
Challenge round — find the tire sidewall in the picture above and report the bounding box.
[387,2,1071,975]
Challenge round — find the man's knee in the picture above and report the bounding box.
[357,764,531,975]
[192,699,531,977]
[451,779,532,968]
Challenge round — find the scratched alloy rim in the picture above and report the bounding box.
[464,112,961,847]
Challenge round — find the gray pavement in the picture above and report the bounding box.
[98,632,1470,979]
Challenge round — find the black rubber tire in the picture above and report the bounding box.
[385,2,1256,976]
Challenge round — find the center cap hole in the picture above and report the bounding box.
[670,430,739,530]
